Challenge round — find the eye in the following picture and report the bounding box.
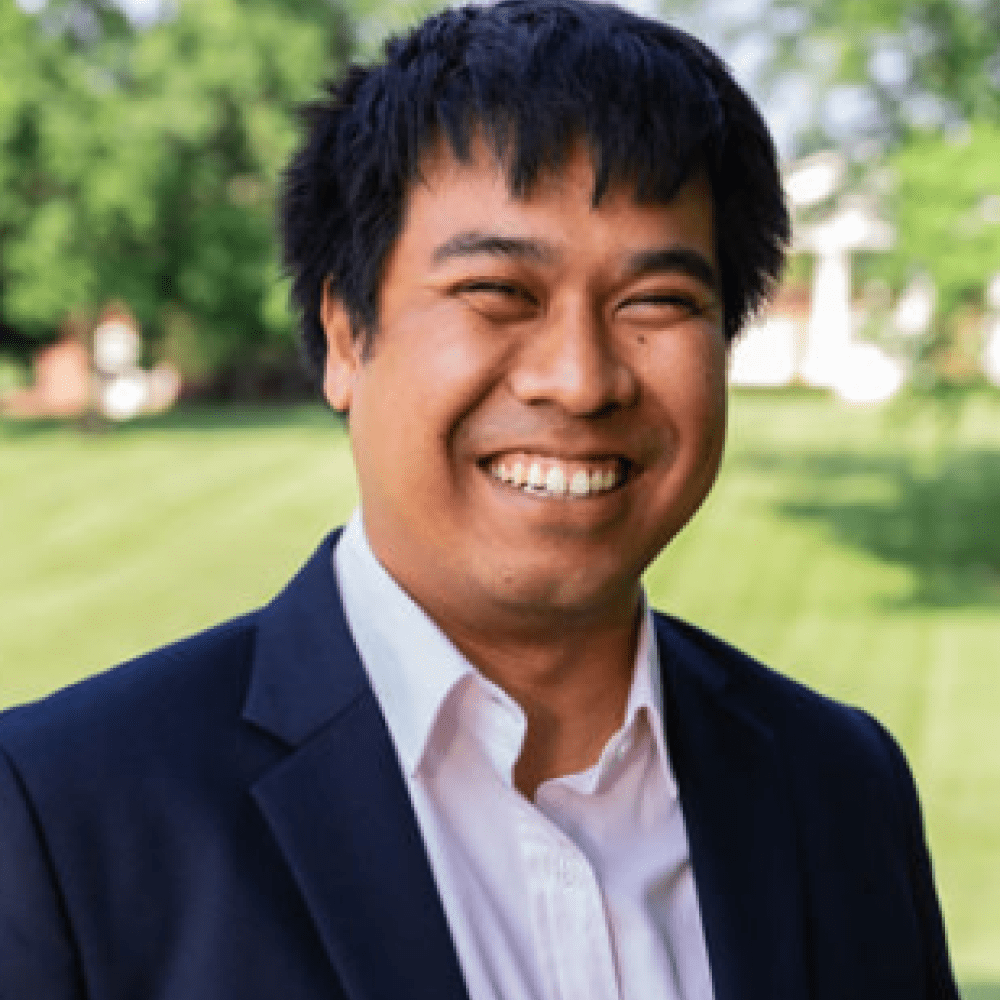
[615,289,713,325]
[455,280,538,321]
[459,280,522,296]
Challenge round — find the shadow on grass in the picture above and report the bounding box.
[122,403,345,434]
[734,448,1000,610]
[962,983,1000,1000]
[1,403,344,438]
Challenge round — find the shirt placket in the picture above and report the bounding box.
[519,817,622,1000]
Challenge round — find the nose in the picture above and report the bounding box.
[507,299,638,416]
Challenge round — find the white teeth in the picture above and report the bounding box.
[545,466,567,495]
[489,459,624,497]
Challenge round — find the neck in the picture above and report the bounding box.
[442,598,643,799]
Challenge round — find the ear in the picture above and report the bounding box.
[320,283,361,413]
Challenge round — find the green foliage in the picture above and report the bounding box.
[5,0,996,382]
[883,124,1000,319]
[807,0,1000,376]
[695,0,1000,376]
[760,0,1000,146]
[813,0,1000,125]
[0,0,352,375]
[348,0,446,56]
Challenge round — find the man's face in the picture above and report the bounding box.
[323,142,728,639]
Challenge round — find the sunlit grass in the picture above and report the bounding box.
[647,389,1000,984]
[2,390,999,988]
[0,406,358,701]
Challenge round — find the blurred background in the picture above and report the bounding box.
[1,0,998,993]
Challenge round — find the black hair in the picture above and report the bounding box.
[280,0,790,374]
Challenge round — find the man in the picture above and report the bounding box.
[0,2,959,998]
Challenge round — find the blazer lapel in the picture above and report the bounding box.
[243,533,469,1000]
[241,535,810,1000]
[655,615,811,1000]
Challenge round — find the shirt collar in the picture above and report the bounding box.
[334,511,476,777]
[333,510,676,797]
[552,602,677,800]
[633,606,672,792]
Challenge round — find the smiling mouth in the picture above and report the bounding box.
[485,454,630,498]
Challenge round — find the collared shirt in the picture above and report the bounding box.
[334,512,714,1000]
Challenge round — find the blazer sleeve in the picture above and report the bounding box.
[0,747,85,999]
[870,717,961,1000]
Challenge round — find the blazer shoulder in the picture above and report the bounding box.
[652,610,908,784]
[653,612,961,998]
[0,530,349,792]
[0,611,263,781]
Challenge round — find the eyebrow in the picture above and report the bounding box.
[431,232,559,266]
[431,231,719,293]
[626,247,720,294]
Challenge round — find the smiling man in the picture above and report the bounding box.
[323,144,729,803]
[0,2,960,998]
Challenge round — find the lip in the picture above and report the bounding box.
[477,451,637,501]
[477,445,638,469]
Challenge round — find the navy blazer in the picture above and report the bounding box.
[0,532,959,999]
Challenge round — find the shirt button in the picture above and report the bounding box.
[557,855,578,888]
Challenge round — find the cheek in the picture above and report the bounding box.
[688,352,728,473]
[352,378,432,492]
[646,330,727,432]
[350,332,501,490]
[400,315,510,441]
[698,348,729,441]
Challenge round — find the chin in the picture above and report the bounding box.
[485,556,642,625]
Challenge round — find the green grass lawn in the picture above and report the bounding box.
[2,390,999,991]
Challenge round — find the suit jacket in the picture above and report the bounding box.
[0,531,959,999]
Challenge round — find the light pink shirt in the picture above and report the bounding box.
[334,513,715,1000]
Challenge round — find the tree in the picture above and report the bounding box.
[662,0,1000,375]
[661,0,999,155]
[786,0,1000,365]
[880,123,1000,374]
[808,0,1000,139]
[1,0,353,385]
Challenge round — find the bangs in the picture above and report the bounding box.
[404,4,725,205]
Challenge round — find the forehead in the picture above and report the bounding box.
[396,137,717,271]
